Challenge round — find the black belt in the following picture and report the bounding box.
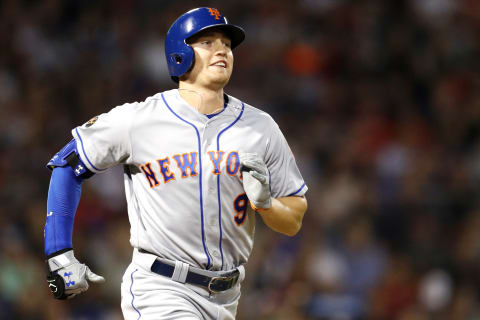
[140,249,239,293]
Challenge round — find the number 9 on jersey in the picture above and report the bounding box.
[233,193,248,225]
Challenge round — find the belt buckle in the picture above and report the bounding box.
[208,275,234,293]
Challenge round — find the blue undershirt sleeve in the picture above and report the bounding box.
[44,166,83,256]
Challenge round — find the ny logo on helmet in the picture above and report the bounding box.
[208,8,221,20]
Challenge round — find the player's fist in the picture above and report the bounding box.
[239,152,271,210]
[46,250,105,299]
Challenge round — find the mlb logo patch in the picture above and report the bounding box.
[85,116,99,127]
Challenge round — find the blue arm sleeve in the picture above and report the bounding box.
[44,166,83,256]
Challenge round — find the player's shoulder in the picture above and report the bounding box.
[110,90,172,114]
[151,88,176,101]
[227,94,276,125]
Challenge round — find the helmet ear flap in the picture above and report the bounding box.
[166,48,195,78]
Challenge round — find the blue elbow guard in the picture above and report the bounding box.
[47,139,94,179]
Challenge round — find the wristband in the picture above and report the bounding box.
[250,201,269,213]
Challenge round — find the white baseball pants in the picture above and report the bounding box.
[121,250,244,319]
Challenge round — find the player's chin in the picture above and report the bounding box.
[209,66,232,77]
[208,72,231,86]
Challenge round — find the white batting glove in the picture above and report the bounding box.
[239,152,272,210]
[47,250,105,299]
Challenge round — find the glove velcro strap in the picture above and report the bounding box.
[48,250,77,272]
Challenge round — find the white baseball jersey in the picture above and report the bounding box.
[72,89,307,272]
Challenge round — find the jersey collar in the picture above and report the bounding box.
[162,89,239,123]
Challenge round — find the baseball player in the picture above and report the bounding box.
[44,7,307,319]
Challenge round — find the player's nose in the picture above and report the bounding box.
[213,39,229,55]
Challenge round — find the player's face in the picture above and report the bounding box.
[185,31,233,88]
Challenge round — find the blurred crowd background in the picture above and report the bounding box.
[1,0,480,319]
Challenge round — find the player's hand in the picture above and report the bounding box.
[46,250,105,299]
[239,152,271,210]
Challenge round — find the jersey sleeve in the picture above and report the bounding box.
[72,103,136,173]
[265,119,308,198]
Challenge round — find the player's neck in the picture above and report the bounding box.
[178,83,225,115]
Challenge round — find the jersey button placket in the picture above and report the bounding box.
[201,123,221,269]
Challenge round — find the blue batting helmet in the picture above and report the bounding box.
[165,7,245,81]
